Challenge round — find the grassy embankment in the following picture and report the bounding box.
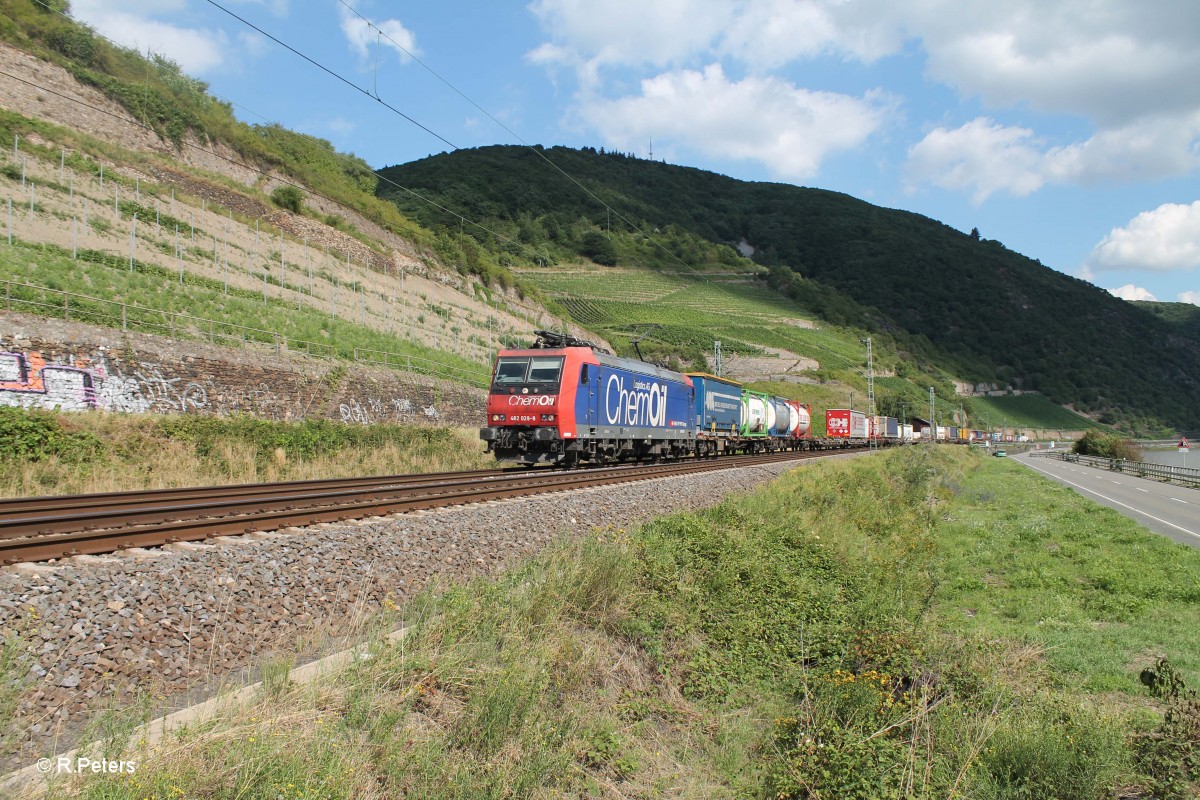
[23,447,1200,799]
[0,407,491,496]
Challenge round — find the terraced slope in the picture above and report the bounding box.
[516,266,867,379]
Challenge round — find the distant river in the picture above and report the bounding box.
[1141,449,1196,469]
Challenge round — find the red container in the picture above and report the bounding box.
[825,409,868,439]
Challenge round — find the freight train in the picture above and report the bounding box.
[479,332,878,466]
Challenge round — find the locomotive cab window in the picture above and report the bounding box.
[580,364,589,385]
[526,357,564,385]
[493,358,530,386]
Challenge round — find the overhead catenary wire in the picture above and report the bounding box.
[331,3,887,372]
[0,66,546,272]
[28,0,565,273]
[333,0,721,286]
[201,0,456,151]
[27,0,876,369]
[54,0,790,308]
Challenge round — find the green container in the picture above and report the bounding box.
[740,389,770,437]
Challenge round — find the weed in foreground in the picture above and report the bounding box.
[1136,659,1200,799]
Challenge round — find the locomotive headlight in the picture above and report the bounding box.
[493,414,505,422]
[541,414,556,422]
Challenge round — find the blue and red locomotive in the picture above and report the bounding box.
[479,332,814,466]
[479,332,693,466]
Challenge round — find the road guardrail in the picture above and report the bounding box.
[1034,451,1200,489]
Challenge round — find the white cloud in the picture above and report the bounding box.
[1044,113,1200,185]
[72,0,188,14]
[1179,291,1200,305]
[527,0,905,74]
[338,5,419,64]
[530,0,1200,195]
[576,64,891,180]
[905,118,1046,204]
[528,0,729,75]
[70,1,229,74]
[1107,284,1157,302]
[913,2,1200,126]
[1088,202,1200,273]
[907,114,1200,201]
[529,0,1200,122]
[718,0,904,68]
[70,0,280,74]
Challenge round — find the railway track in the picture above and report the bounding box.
[1,449,846,565]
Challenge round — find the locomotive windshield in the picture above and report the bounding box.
[491,356,564,388]
[527,357,563,384]
[494,358,530,385]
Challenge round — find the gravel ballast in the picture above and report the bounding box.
[0,456,851,763]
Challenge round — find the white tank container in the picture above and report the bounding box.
[743,395,767,433]
[794,405,811,437]
[765,401,777,431]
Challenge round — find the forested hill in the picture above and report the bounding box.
[378,145,1200,430]
[1135,300,1200,341]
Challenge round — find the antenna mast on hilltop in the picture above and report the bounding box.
[649,136,653,160]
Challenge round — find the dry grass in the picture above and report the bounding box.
[0,411,492,497]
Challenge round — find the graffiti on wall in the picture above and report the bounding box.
[0,345,479,424]
[0,351,208,413]
[337,396,440,425]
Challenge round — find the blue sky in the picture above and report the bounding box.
[69,0,1200,306]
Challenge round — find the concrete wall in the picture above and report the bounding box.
[0,312,486,426]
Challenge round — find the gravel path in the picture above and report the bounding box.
[0,456,849,764]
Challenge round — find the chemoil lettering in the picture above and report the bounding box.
[604,374,666,427]
[508,394,555,407]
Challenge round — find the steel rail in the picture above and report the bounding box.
[0,467,520,516]
[0,463,663,538]
[0,449,848,564]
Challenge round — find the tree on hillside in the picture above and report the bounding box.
[581,231,618,266]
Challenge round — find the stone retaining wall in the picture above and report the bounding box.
[0,312,486,426]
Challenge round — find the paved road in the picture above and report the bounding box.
[1014,452,1200,548]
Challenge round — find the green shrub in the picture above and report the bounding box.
[270,185,304,214]
[0,406,103,462]
[1073,429,1143,460]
